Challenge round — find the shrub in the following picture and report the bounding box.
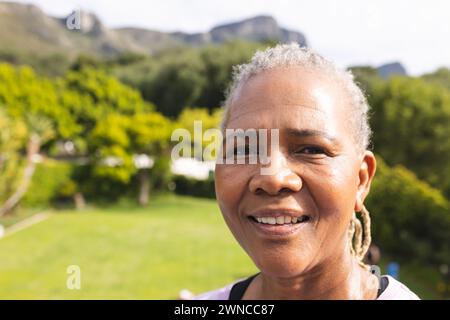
[367,157,450,266]
[173,175,215,199]
[22,159,73,208]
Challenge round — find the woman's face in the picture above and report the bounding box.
[215,66,375,278]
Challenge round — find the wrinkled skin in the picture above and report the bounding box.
[215,66,378,299]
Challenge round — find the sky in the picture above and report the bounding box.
[9,0,450,75]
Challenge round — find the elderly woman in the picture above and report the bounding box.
[195,43,419,300]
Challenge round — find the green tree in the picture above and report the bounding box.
[175,107,222,160]
[141,50,207,117]
[196,41,264,109]
[0,110,27,208]
[112,41,264,117]
[55,68,160,206]
[368,76,450,196]
[90,111,172,206]
[421,67,450,90]
[0,64,76,214]
[0,63,80,141]
[367,157,450,266]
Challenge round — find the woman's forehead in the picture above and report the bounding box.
[226,105,339,135]
[227,67,351,130]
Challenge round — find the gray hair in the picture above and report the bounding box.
[221,43,372,151]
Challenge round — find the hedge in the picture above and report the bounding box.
[22,159,73,208]
[367,157,450,266]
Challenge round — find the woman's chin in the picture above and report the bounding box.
[253,251,314,278]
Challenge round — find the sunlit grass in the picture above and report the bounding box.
[0,195,256,299]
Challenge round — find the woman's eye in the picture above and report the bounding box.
[298,146,326,155]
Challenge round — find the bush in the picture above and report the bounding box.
[149,155,173,191]
[367,76,450,197]
[71,163,130,203]
[22,159,74,208]
[367,157,450,266]
[173,175,215,199]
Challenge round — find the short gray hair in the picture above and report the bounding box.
[222,43,372,151]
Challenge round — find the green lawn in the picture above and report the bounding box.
[0,195,443,299]
[0,195,257,299]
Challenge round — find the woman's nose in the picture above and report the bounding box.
[248,152,302,196]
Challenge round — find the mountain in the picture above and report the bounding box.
[0,2,307,57]
[167,15,307,45]
[377,62,408,79]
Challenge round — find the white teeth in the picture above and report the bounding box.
[254,215,307,225]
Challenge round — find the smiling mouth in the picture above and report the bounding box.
[248,215,311,225]
[247,213,311,237]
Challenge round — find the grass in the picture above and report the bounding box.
[0,207,42,228]
[0,195,256,299]
[0,195,444,299]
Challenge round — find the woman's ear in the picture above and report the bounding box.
[354,151,377,212]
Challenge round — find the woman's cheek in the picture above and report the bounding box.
[215,165,247,215]
[305,161,359,229]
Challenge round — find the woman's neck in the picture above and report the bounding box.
[246,246,379,300]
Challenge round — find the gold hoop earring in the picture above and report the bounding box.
[349,206,372,265]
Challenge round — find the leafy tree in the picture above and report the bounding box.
[90,111,172,205]
[0,110,27,208]
[140,50,207,117]
[368,76,450,196]
[0,63,80,141]
[0,64,77,214]
[196,41,265,109]
[112,41,264,117]
[367,157,450,266]
[0,51,71,77]
[0,114,54,215]
[56,68,160,206]
[421,67,450,90]
[174,107,222,160]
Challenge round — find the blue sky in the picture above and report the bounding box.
[9,0,450,75]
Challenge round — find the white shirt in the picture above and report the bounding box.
[194,275,420,300]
